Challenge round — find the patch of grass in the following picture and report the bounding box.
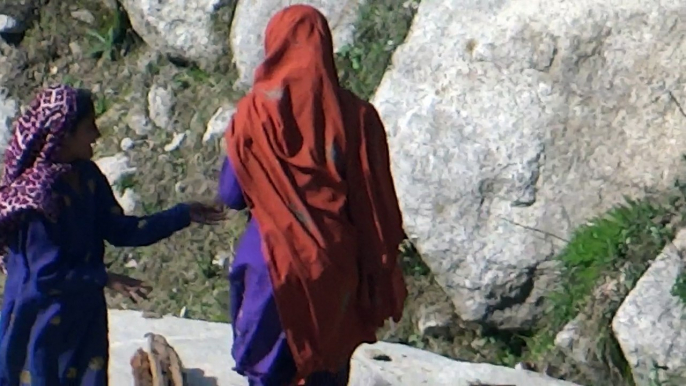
[113,174,137,195]
[521,196,679,384]
[670,272,686,303]
[399,240,430,278]
[336,0,419,100]
[62,75,84,88]
[85,4,139,61]
[171,66,214,89]
[94,94,110,117]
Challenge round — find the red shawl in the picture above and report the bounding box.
[225,4,407,381]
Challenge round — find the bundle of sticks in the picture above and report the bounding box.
[130,333,186,386]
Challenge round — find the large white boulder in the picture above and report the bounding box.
[372,0,686,328]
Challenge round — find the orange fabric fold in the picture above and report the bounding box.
[225,4,407,381]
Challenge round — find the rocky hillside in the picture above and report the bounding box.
[3,0,686,385]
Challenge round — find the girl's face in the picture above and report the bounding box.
[57,113,101,162]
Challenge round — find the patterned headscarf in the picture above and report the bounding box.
[0,84,79,271]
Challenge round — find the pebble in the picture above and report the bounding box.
[71,9,96,25]
[147,85,175,130]
[94,153,136,185]
[120,137,135,151]
[203,105,236,143]
[0,14,22,34]
[164,131,187,152]
[126,109,153,136]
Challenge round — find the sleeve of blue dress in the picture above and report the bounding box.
[218,156,247,210]
[87,162,192,247]
[24,215,108,294]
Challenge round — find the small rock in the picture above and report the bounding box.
[116,188,141,214]
[470,338,488,350]
[0,91,18,156]
[94,153,136,185]
[416,303,454,338]
[147,85,175,130]
[515,361,537,371]
[120,137,135,151]
[126,108,153,136]
[203,105,235,143]
[0,14,22,34]
[174,181,187,194]
[125,259,138,268]
[554,317,593,365]
[69,42,83,58]
[164,131,187,152]
[71,9,96,24]
[212,251,231,269]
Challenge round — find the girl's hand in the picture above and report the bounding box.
[106,272,152,303]
[186,201,227,225]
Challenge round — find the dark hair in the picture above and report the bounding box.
[71,88,96,132]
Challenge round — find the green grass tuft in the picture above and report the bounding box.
[335,0,419,100]
[85,4,139,61]
[670,271,686,304]
[522,196,678,384]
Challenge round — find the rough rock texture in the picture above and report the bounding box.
[95,153,136,186]
[372,0,686,328]
[613,229,686,386]
[0,89,16,157]
[120,0,231,71]
[0,0,41,35]
[108,309,582,385]
[147,84,175,131]
[203,104,234,143]
[230,0,362,88]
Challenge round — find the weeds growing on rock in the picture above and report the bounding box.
[670,272,686,304]
[336,0,419,100]
[85,4,138,61]
[518,186,686,385]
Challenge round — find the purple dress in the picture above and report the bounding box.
[218,157,350,386]
[0,160,191,386]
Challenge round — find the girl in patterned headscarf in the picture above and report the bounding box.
[0,85,225,385]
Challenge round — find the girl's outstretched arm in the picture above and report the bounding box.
[86,162,192,247]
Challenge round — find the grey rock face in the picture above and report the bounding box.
[0,89,17,158]
[230,0,362,88]
[613,229,686,386]
[372,0,686,328]
[120,0,231,71]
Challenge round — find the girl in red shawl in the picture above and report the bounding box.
[218,5,408,386]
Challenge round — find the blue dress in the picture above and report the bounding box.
[0,160,191,386]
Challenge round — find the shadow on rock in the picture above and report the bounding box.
[185,368,219,386]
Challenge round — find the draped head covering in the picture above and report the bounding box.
[225,4,407,380]
[0,85,79,269]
